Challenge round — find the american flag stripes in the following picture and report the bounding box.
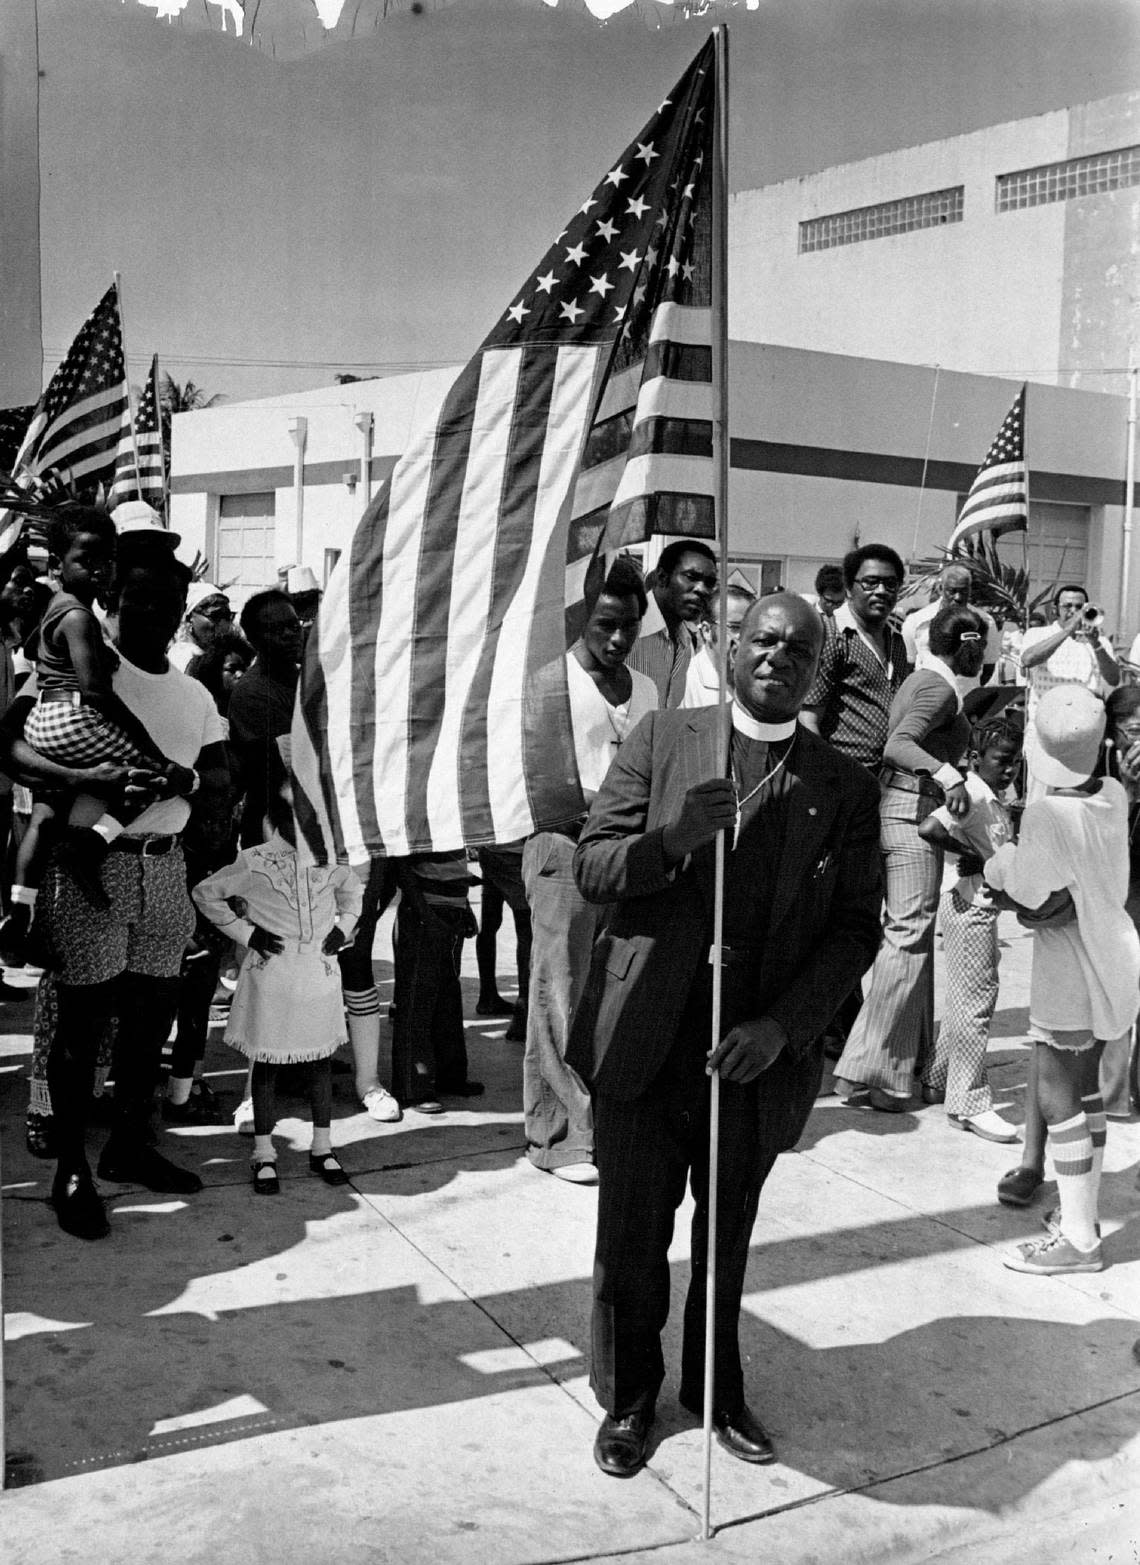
[947,385,1028,554]
[0,285,130,553]
[292,40,716,864]
[108,355,166,510]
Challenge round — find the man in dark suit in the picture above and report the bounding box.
[569,592,882,1477]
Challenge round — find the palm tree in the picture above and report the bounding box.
[158,374,223,482]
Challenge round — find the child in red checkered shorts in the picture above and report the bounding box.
[6,505,194,920]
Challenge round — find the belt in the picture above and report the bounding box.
[39,690,84,706]
[880,767,943,800]
[109,833,181,858]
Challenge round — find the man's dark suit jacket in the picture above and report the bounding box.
[567,704,882,1152]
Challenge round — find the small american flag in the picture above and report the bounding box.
[0,284,129,552]
[947,385,1028,554]
[292,39,715,864]
[108,355,166,510]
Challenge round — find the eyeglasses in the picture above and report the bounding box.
[195,605,232,623]
[851,577,900,595]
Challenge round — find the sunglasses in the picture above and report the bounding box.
[195,604,232,623]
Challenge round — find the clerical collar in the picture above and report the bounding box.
[731,702,797,742]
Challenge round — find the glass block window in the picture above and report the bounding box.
[799,187,964,252]
[996,144,1140,211]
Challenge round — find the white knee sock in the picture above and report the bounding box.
[1048,1112,1098,1250]
[344,987,381,1098]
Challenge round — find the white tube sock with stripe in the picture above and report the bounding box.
[1048,1112,1098,1251]
[1082,1091,1107,1202]
[344,987,381,1099]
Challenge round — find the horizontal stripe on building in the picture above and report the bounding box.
[171,443,1137,508]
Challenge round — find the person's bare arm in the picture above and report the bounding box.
[56,609,180,769]
[1019,623,1070,670]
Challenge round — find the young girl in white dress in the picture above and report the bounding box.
[192,781,363,1194]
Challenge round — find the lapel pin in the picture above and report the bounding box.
[808,807,818,816]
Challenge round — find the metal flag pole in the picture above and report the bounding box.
[112,271,145,501]
[1120,357,1137,641]
[700,21,730,1545]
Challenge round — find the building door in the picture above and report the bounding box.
[993,500,1089,607]
[214,492,277,591]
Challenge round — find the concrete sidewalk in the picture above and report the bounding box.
[2,909,1139,1563]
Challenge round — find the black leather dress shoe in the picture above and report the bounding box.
[593,1410,654,1477]
[97,1142,203,1195]
[708,1404,776,1464]
[51,1170,110,1241]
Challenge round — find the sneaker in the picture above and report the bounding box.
[233,1097,255,1136]
[1041,1206,1101,1240]
[360,1086,402,1123]
[1003,1231,1104,1274]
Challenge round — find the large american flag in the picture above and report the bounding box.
[947,385,1028,554]
[292,39,715,864]
[0,284,130,553]
[108,355,166,510]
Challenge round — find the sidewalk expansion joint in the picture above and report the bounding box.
[710,1382,1140,1538]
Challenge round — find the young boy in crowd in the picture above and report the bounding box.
[917,717,1021,1142]
[984,686,1139,1274]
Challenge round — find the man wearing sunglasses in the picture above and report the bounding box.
[168,583,234,675]
[627,539,718,709]
[800,544,909,773]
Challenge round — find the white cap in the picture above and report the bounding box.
[186,581,229,614]
[286,565,320,596]
[111,500,181,549]
[1033,685,1106,788]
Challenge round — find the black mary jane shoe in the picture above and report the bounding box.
[593,1409,654,1477]
[308,1152,350,1187]
[26,1114,57,1160]
[251,1159,280,1195]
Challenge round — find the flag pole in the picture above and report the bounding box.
[700,21,730,1546]
[154,354,171,525]
[1120,358,1137,642]
[112,271,145,501]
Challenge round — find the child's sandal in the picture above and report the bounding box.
[251,1158,280,1195]
[308,1152,349,1187]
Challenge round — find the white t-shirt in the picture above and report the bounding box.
[985,776,1140,1038]
[113,653,226,834]
[566,654,658,796]
[930,772,1011,904]
[681,643,723,708]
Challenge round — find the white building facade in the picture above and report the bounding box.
[730,91,1140,398]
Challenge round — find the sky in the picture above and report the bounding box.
[30,0,1140,402]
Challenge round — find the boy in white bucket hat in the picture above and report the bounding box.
[985,685,1140,1273]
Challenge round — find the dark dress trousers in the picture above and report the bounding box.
[568,704,882,1417]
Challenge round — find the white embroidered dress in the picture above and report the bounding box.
[192,833,363,1065]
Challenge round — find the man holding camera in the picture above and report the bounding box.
[1020,584,1119,800]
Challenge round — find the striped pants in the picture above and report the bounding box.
[834,792,942,1095]
[922,889,999,1117]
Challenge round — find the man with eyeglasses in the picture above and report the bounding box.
[800,544,909,772]
[627,540,717,709]
[901,563,1001,693]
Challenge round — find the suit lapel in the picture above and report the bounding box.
[684,705,731,909]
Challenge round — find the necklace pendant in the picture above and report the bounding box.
[733,804,742,851]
